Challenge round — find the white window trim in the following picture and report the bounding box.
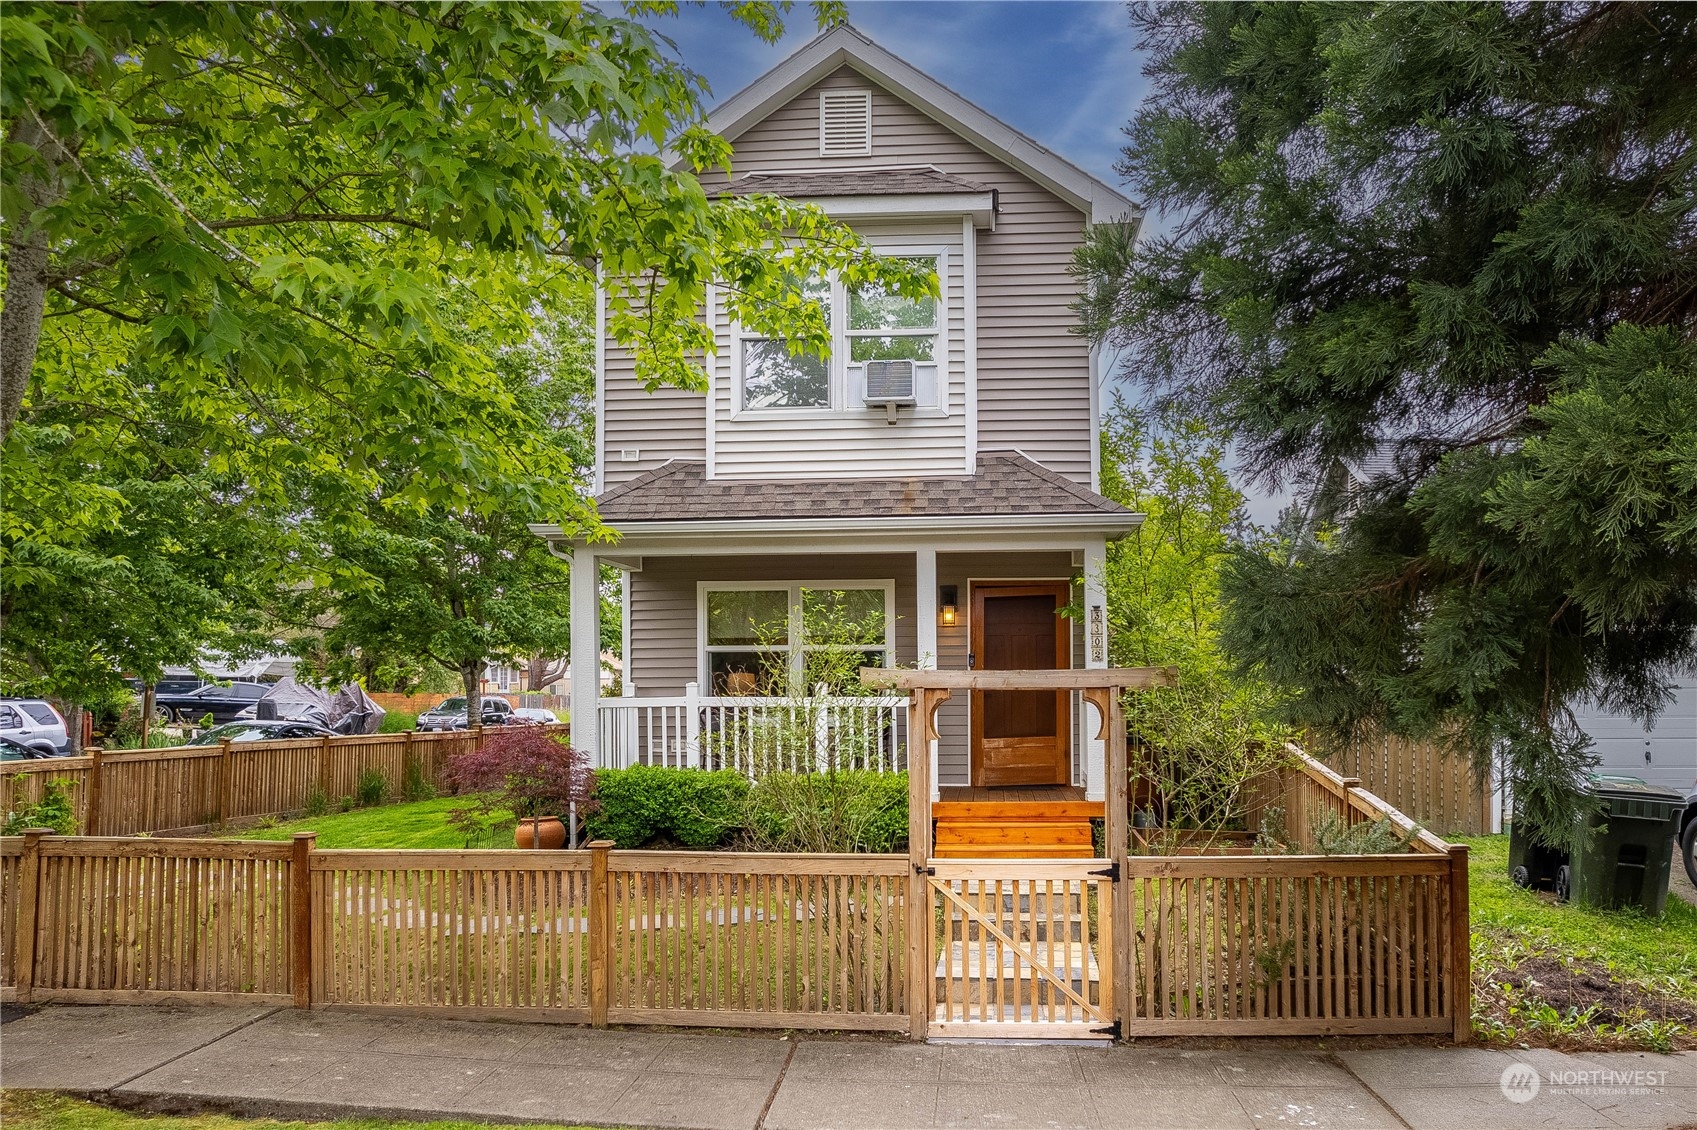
[731,248,949,421]
[696,579,897,690]
[819,89,873,158]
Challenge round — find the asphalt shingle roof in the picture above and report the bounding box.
[595,453,1131,523]
[720,168,993,198]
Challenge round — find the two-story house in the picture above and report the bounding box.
[531,26,1144,854]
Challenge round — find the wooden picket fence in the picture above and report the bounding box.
[1313,730,1493,836]
[0,835,908,1031]
[0,728,561,837]
[0,743,1467,1041]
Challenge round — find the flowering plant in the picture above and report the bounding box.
[445,729,596,840]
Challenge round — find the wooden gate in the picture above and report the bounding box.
[927,859,1117,1039]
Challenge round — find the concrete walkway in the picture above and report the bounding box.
[2,1006,1694,1130]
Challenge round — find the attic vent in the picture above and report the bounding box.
[819,89,872,157]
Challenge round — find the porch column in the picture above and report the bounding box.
[571,546,600,763]
[915,548,940,800]
[1083,536,1109,802]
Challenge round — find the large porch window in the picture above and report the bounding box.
[700,581,894,694]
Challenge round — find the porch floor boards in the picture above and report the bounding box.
[933,786,1101,859]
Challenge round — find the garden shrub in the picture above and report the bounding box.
[740,771,908,854]
[380,711,418,733]
[585,766,749,848]
[3,777,79,835]
[356,768,391,807]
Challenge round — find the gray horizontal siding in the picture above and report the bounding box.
[712,67,1096,486]
[602,334,706,487]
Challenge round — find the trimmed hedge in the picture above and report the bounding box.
[583,766,908,852]
[583,765,749,848]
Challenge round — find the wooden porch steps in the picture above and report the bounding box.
[932,799,1101,859]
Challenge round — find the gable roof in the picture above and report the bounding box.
[687,24,1140,225]
[593,452,1133,524]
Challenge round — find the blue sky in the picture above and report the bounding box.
[648,2,1148,190]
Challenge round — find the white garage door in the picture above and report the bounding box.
[1572,682,1697,794]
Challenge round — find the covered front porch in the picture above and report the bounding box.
[565,536,1119,800]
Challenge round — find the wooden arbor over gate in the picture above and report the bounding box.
[861,666,1176,1039]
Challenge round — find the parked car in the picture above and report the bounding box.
[152,682,269,725]
[125,676,209,698]
[187,721,336,746]
[416,696,515,731]
[0,699,68,755]
[512,707,560,726]
[0,734,55,761]
[1681,782,1697,889]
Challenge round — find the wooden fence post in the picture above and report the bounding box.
[139,684,155,751]
[85,748,103,836]
[1448,843,1472,1043]
[402,730,415,794]
[1105,690,1131,1038]
[291,832,316,1008]
[216,739,232,825]
[318,735,332,802]
[589,839,612,1028]
[13,828,50,1004]
[905,688,940,1042]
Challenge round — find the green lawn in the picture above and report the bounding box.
[2,1092,599,1130]
[1460,834,1697,1049]
[232,796,518,849]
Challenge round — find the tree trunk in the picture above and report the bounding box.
[64,702,84,756]
[526,655,567,692]
[462,663,481,741]
[2,114,67,446]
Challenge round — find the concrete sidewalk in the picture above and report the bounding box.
[2,1006,1694,1130]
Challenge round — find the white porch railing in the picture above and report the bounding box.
[596,683,907,776]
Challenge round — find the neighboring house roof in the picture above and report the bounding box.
[720,167,993,197]
[679,24,1140,224]
[593,452,1132,524]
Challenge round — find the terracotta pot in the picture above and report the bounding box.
[515,816,567,850]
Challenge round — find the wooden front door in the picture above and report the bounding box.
[970,582,1071,786]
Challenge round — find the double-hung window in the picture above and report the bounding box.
[701,582,894,694]
[739,272,833,410]
[735,254,942,414]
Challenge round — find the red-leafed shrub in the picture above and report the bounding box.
[445,729,596,821]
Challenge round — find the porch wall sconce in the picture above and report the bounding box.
[938,585,958,627]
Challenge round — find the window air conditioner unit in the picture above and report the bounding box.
[863,359,916,423]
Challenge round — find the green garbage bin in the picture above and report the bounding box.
[1568,775,1684,915]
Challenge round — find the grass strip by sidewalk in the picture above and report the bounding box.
[1461,834,1697,1050]
[1,1093,603,1130]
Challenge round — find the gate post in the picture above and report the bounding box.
[1106,689,1131,1037]
[905,688,942,1041]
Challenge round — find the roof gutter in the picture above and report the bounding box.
[529,510,1143,547]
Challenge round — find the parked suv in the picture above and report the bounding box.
[0,699,69,755]
[416,696,514,731]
